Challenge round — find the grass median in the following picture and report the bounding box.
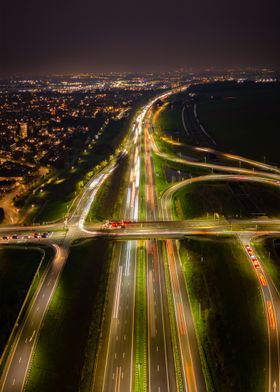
[179,236,266,392]
[86,155,129,222]
[25,239,113,392]
[134,242,147,392]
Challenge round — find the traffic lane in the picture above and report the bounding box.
[147,240,171,392]
[92,242,123,391]
[144,120,176,390]
[156,241,177,392]
[101,241,136,392]
[259,268,280,392]
[172,241,206,392]
[242,239,280,392]
[166,239,206,392]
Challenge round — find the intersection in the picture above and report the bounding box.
[1,87,280,392]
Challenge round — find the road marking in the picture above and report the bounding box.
[114,366,122,392]
[19,357,21,363]
[112,266,123,319]
[12,378,15,385]
[29,329,36,342]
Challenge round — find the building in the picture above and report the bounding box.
[19,122,28,139]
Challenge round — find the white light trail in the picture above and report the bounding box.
[113,265,123,319]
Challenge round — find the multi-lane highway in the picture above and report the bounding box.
[1,86,280,392]
[145,105,207,391]
[93,105,144,392]
[144,109,177,392]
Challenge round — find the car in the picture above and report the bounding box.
[2,236,8,240]
[253,259,260,268]
[41,232,49,238]
[12,234,18,239]
[34,233,41,239]
[245,245,253,254]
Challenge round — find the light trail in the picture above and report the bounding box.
[267,301,276,330]
[113,266,123,319]
[241,237,280,392]
[166,239,198,392]
[125,241,132,276]
[2,84,280,392]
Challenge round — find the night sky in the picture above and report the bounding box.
[2,0,280,74]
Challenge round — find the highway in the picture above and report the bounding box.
[149,106,207,391]
[93,106,144,392]
[1,85,280,392]
[144,109,177,391]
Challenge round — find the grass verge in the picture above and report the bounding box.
[179,236,266,392]
[134,242,147,392]
[86,155,129,222]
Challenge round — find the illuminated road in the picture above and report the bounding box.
[0,146,121,392]
[239,235,280,392]
[1,86,280,392]
[93,106,144,392]
[144,112,177,391]
[144,102,206,391]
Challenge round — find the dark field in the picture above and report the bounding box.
[195,82,280,164]
[0,247,49,360]
[173,180,280,219]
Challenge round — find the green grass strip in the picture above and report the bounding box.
[134,243,147,392]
